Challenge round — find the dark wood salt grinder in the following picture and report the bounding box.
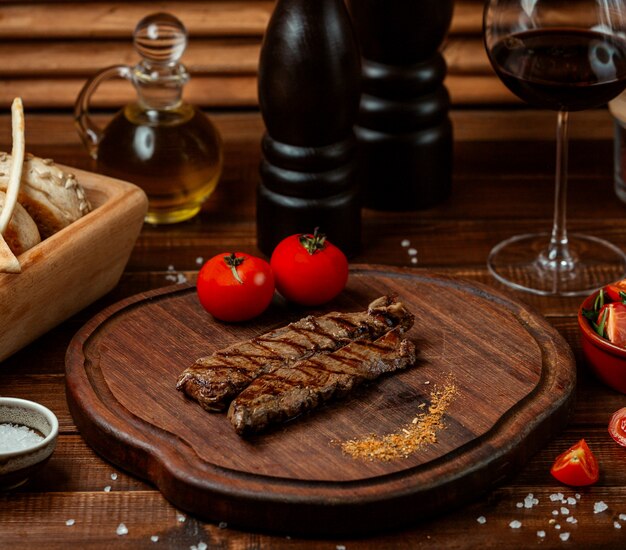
[256,0,362,256]
[348,0,454,210]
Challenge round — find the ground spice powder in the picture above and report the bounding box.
[341,379,457,461]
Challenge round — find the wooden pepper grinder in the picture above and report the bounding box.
[348,0,454,211]
[256,0,362,257]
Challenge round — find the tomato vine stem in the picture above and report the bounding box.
[224,252,244,284]
[299,227,327,255]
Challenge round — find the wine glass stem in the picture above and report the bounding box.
[544,109,574,271]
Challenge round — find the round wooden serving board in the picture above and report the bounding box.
[65,266,576,536]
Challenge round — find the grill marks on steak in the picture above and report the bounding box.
[228,328,417,435]
[176,296,414,412]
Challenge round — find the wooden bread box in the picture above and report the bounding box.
[0,168,147,363]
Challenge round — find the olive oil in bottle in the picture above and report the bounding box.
[75,13,223,224]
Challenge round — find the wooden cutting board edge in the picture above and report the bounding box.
[65,265,576,536]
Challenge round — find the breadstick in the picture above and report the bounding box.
[0,98,25,234]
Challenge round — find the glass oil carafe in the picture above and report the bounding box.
[75,13,223,224]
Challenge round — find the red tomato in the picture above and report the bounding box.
[196,252,274,322]
[609,407,626,447]
[604,279,626,302]
[550,439,599,487]
[270,229,348,306]
[600,302,626,347]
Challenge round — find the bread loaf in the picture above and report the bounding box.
[0,153,91,239]
[0,191,40,255]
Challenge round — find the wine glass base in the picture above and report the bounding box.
[487,233,626,296]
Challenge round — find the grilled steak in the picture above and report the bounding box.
[228,328,416,435]
[177,296,414,412]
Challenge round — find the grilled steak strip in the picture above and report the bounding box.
[177,296,414,412]
[228,328,417,435]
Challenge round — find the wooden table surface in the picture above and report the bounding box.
[2,108,626,548]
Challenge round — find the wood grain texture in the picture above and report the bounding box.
[0,1,483,39]
[0,0,512,109]
[0,37,486,77]
[0,1,275,38]
[65,267,575,535]
[0,39,261,76]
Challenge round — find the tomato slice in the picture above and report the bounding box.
[550,439,599,487]
[605,279,626,302]
[599,302,626,347]
[609,408,626,447]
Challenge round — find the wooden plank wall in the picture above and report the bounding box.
[0,0,516,111]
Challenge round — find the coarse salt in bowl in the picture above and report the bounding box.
[0,397,58,490]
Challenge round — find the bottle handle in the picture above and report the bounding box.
[74,65,133,159]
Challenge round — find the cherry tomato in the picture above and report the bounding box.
[609,407,626,447]
[196,252,274,322]
[599,302,626,347]
[550,439,599,487]
[270,229,349,306]
[604,279,626,302]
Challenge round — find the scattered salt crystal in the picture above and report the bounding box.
[218,521,227,529]
[168,265,175,271]
[559,533,570,542]
[594,501,608,514]
[195,257,204,265]
[537,530,546,538]
[197,543,208,550]
[407,248,418,256]
[562,499,567,504]
[509,520,522,529]
[550,493,564,502]
[524,494,537,509]
[567,497,576,506]
[110,473,118,481]
[336,546,346,550]
[177,513,186,523]
[561,507,569,515]
[104,486,111,492]
[516,502,524,508]
[0,423,45,452]
[620,513,626,521]
[401,239,410,247]
[151,535,159,542]
[575,493,581,500]
[410,257,418,265]
[477,516,486,524]
[555,524,561,530]
[116,523,128,536]
[566,516,577,524]
[165,272,188,284]
[614,521,622,529]
[552,510,559,516]
[424,381,430,385]
[65,519,75,526]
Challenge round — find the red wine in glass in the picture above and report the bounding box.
[490,29,626,111]
[483,0,626,297]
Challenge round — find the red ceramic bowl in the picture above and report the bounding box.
[578,291,626,393]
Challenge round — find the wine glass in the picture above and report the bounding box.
[484,0,626,296]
